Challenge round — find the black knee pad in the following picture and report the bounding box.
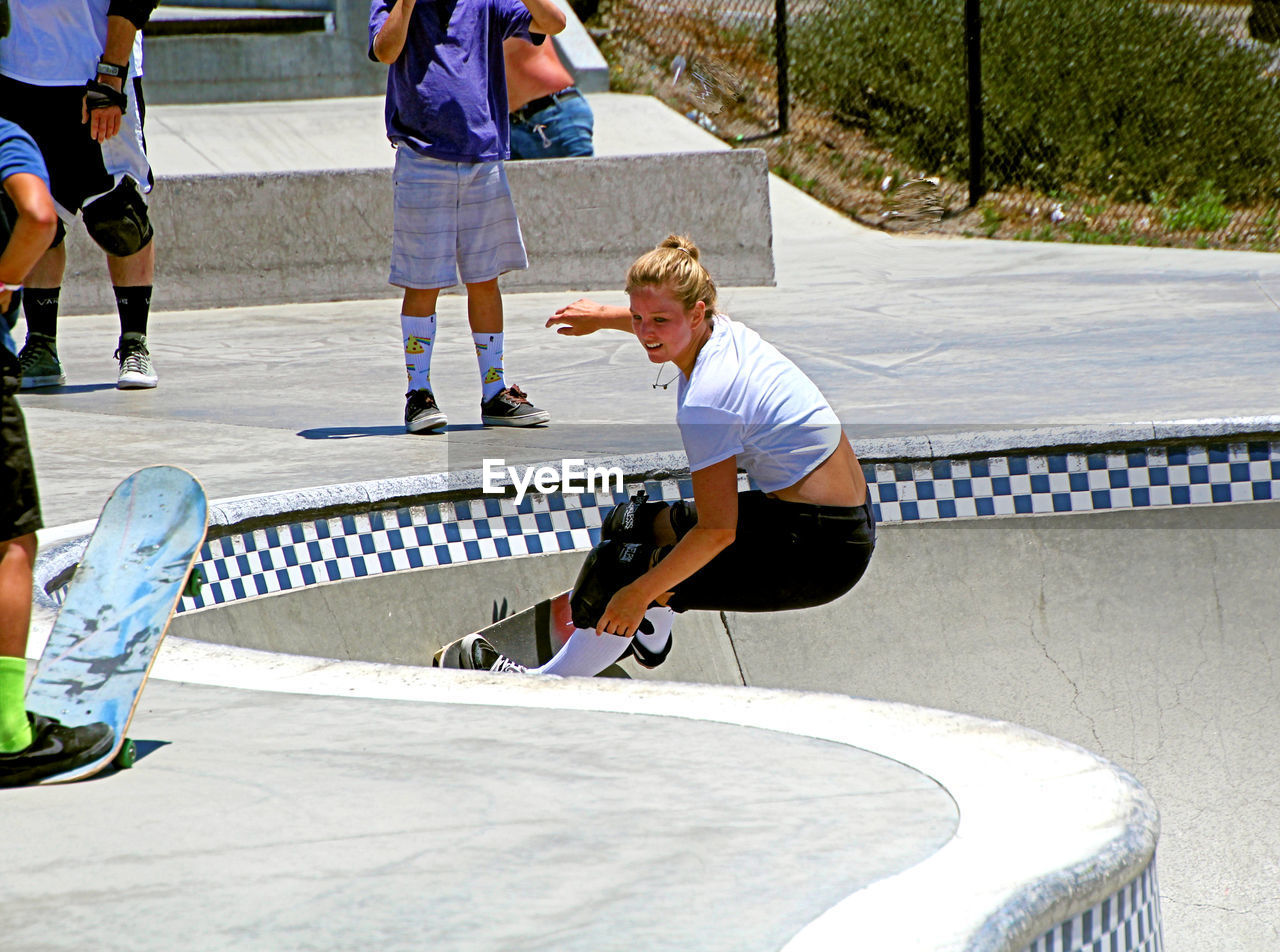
[667,499,697,537]
[82,178,153,257]
[601,491,698,544]
[601,490,665,543]
[569,539,659,631]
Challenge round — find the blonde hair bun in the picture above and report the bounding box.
[626,234,717,315]
[659,234,701,260]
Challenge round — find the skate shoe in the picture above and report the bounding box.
[480,385,550,427]
[115,332,158,389]
[18,333,65,388]
[0,713,114,787]
[405,388,447,433]
[458,634,528,674]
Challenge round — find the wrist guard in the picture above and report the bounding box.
[84,80,128,113]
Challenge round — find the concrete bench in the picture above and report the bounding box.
[60,149,775,313]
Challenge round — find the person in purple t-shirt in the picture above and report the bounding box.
[369,0,565,434]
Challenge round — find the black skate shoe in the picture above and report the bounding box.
[0,713,115,787]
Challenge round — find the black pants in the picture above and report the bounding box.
[664,491,875,613]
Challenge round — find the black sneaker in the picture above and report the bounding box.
[405,388,447,433]
[17,332,65,389]
[480,385,551,427]
[458,634,528,673]
[0,713,115,787]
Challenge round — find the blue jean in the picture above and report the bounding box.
[508,92,594,160]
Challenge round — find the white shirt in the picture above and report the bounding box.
[676,315,842,493]
[0,0,144,86]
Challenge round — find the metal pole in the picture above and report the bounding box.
[776,0,789,133]
[965,0,985,206]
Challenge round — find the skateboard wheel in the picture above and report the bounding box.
[183,566,205,598]
[114,738,137,769]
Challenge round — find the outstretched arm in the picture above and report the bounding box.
[519,0,566,36]
[545,298,633,336]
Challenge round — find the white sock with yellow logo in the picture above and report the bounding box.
[473,331,506,401]
[402,313,436,392]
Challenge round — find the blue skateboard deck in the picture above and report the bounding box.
[26,466,207,784]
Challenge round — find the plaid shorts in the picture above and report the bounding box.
[390,146,529,290]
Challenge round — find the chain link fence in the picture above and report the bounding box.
[589,0,1280,251]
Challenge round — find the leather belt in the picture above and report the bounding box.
[510,87,581,125]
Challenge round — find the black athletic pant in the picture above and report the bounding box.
[663,491,876,614]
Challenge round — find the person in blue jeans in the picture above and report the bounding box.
[0,117,114,786]
[504,37,594,160]
[370,0,566,434]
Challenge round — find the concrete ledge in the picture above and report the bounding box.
[60,149,774,313]
[146,638,1161,952]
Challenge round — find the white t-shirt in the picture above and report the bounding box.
[0,0,144,86]
[676,315,842,493]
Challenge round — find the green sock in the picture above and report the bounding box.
[0,656,32,752]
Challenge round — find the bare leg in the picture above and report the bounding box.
[0,535,36,659]
[464,278,503,334]
[402,287,440,318]
[25,244,66,291]
[105,239,154,287]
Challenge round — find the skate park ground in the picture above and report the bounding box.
[4,89,1280,951]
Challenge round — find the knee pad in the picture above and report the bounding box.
[601,490,665,543]
[82,178,153,257]
[569,539,659,631]
[601,491,698,543]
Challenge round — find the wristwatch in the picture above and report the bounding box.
[96,59,127,79]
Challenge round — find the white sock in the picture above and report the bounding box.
[473,331,506,401]
[634,606,674,654]
[402,313,436,392]
[532,626,632,678]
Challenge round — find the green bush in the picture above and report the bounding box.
[789,0,1280,204]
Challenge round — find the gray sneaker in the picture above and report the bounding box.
[480,385,550,427]
[458,634,528,673]
[405,388,447,433]
[18,332,65,389]
[115,332,158,389]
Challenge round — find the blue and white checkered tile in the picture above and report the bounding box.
[1019,860,1163,952]
[867,440,1280,524]
[170,441,1278,614]
[178,476,714,614]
